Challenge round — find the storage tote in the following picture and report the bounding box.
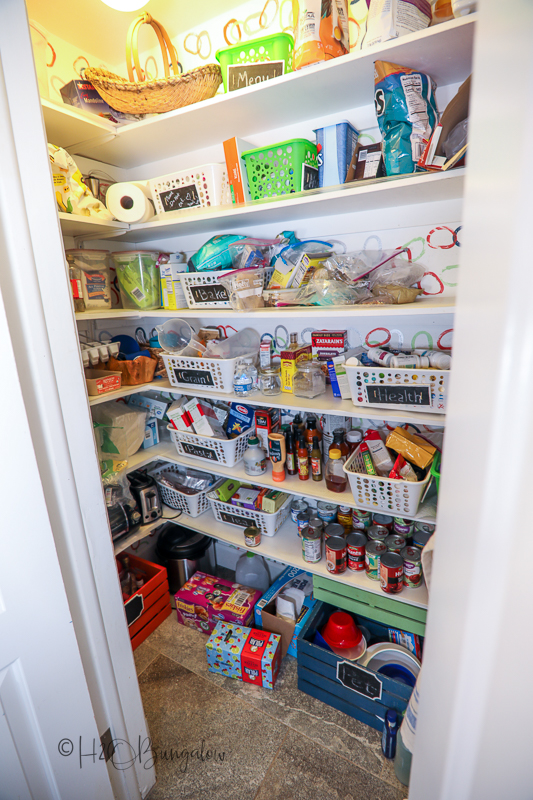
[161,351,255,393]
[242,139,319,200]
[167,424,250,468]
[208,493,292,537]
[345,363,448,414]
[343,446,432,517]
[149,164,230,215]
[216,33,294,93]
[179,266,274,309]
[149,462,216,517]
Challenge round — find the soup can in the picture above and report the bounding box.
[324,522,345,541]
[384,534,406,554]
[365,540,387,581]
[308,518,324,537]
[325,536,347,574]
[291,498,308,523]
[352,509,372,528]
[317,501,338,524]
[380,552,404,594]
[373,513,394,531]
[415,521,435,536]
[346,532,367,571]
[394,517,415,539]
[412,529,433,550]
[366,525,389,543]
[401,546,423,588]
[296,512,311,536]
[301,527,322,563]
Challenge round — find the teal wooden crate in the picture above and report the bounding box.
[313,575,427,637]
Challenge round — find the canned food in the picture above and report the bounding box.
[380,552,404,594]
[296,512,311,536]
[366,525,389,543]
[346,532,367,571]
[308,518,324,536]
[291,498,309,523]
[394,517,415,538]
[384,534,406,554]
[401,546,423,588]
[415,521,435,535]
[244,524,261,547]
[373,513,394,531]
[365,541,387,580]
[324,522,345,540]
[413,530,433,550]
[337,505,353,532]
[317,501,338,524]
[301,527,322,563]
[353,509,372,526]
[325,536,347,574]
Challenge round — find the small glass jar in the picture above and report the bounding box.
[259,365,281,395]
[293,362,326,399]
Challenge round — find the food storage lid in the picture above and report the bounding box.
[112,250,159,255]
[65,248,110,254]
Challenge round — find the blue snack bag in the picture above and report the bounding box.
[374,60,439,175]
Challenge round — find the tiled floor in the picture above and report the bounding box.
[135,613,407,800]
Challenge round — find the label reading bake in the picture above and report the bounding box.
[160,184,200,212]
[172,368,215,387]
[337,661,382,701]
[227,61,284,91]
[190,284,229,304]
[366,385,431,406]
[180,443,219,461]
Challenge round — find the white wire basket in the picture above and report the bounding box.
[179,266,274,309]
[343,446,432,517]
[345,364,449,414]
[149,463,216,517]
[148,163,230,216]
[208,493,292,537]
[167,424,250,467]
[161,352,255,394]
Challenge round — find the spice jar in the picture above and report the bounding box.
[244,524,261,548]
[259,364,281,395]
[293,362,326,399]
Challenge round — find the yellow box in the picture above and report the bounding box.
[385,427,436,470]
[280,344,312,393]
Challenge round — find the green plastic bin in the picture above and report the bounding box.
[216,33,294,93]
[242,138,319,201]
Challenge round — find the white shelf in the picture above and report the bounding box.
[75,295,455,321]
[115,509,428,609]
[48,17,475,168]
[88,380,446,425]
[59,212,128,239]
[119,170,465,243]
[113,510,177,556]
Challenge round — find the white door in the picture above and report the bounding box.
[0,281,114,799]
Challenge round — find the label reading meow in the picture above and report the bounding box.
[228,61,284,91]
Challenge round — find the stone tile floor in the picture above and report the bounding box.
[136,613,407,800]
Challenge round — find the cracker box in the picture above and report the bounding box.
[206,621,282,689]
[254,566,317,658]
[175,572,262,634]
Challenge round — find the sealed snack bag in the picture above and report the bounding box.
[293,0,349,70]
[362,0,431,49]
[374,61,439,175]
[48,143,113,219]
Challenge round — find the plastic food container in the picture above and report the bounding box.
[65,249,112,310]
[293,362,326,398]
[112,251,161,310]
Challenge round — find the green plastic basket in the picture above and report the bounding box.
[216,33,294,93]
[430,451,441,494]
[242,138,319,201]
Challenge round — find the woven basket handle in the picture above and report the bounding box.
[126,13,179,83]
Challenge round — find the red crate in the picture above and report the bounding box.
[119,554,172,651]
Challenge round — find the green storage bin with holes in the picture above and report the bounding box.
[216,33,294,93]
[242,139,319,200]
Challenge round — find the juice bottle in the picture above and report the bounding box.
[325,449,347,493]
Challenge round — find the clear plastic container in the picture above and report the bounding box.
[293,362,326,399]
[235,552,270,593]
[112,251,161,310]
[65,249,111,310]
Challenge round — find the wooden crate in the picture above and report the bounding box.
[313,575,427,637]
[297,601,415,731]
[121,554,172,651]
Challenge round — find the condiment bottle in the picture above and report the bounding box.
[346,429,363,455]
[329,428,350,459]
[285,431,297,476]
[325,448,347,493]
[297,435,310,481]
[305,417,322,455]
[310,436,323,482]
[292,413,305,434]
[243,436,267,476]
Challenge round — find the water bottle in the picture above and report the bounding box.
[235,552,270,593]
[233,357,258,396]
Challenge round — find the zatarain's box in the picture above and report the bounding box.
[206,621,281,689]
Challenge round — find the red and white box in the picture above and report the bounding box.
[184,398,225,438]
[254,407,280,456]
[167,398,193,432]
[312,330,348,360]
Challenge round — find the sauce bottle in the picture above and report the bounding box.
[329,428,349,459]
[285,431,297,476]
[292,412,305,434]
[310,436,323,482]
[325,449,347,493]
[346,429,363,456]
[305,417,322,455]
[297,435,310,481]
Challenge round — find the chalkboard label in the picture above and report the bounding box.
[302,164,319,191]
[219,510,250,528]
[190,284,229,304]
[181,442,219,462]
[337,661,382,701]
[366,384,431,406]
[160,184,200,212]
[125,593,144,627]
[227,61,284,92]
[172,368,215,387]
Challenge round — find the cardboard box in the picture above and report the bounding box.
[128,394,169,420]
[214,479,241,503]
[206,621,281,689]
[254,566,317,658]
[268,252,329,290]
[261,490,289,514]
[175,572,262,634]
[142,417,159,449]
[385,427,436,470]
[184,398,224,438]
[167,397,193,432]
[84,369,121,396]
[254,407,280,454]
[231,487,261,510]
[346,143,385,182]
[312,330,348,360]
[226,402,255,437]
[280,344,312,393]
[223,137,254,204]
[60,79,112,115]
[160,260,188,310]
[327,356,351,399]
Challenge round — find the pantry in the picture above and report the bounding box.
[1,1,532,799]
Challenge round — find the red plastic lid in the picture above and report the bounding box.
[321,611,362,649]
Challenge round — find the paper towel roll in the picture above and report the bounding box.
[106,182,155,223]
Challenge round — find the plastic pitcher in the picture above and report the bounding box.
[155,319,205,356]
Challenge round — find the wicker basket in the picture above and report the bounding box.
[85,14,222,115]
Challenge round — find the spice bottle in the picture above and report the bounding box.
[285,431,297,476]
[292,413,305,434]
[325,449,347,493]
[297,435,310,481]
[329,428,350,459]
[310,436,323,482]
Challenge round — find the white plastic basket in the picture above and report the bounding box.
[179,266,274,309]
[148,163,230,216]
[167,424,250,467]
[343,446,431,517]
[345,364,448,414]
[149,463,216,517]
[161,352,255,394]
[208,494,292,537]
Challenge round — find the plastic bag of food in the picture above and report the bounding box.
[92,402,147,458]
[374,61,439,175]
[268,232,342,289]
[48,143,113,219]
[363,0,431,49]
[322,248,408,283]
[291,269,372,306]
[217,267,266,310]
[187,234,246,272]
[293,0,349,70]
[228,238,281,271]
[368,257,425,303]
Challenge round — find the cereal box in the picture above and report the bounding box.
[206,621,281,689]
[175,572,262,634]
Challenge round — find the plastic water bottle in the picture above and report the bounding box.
[233,357,258,396]
[235,552,270,593]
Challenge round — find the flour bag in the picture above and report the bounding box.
[363,0,431,49]
[374,60,438,175]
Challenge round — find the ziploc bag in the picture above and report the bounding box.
[48,143,113,219]
[374,61,438,175]
[187,234,246,272]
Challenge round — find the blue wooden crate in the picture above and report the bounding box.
[297,600,415,731]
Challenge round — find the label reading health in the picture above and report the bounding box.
[366,385,431,406]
